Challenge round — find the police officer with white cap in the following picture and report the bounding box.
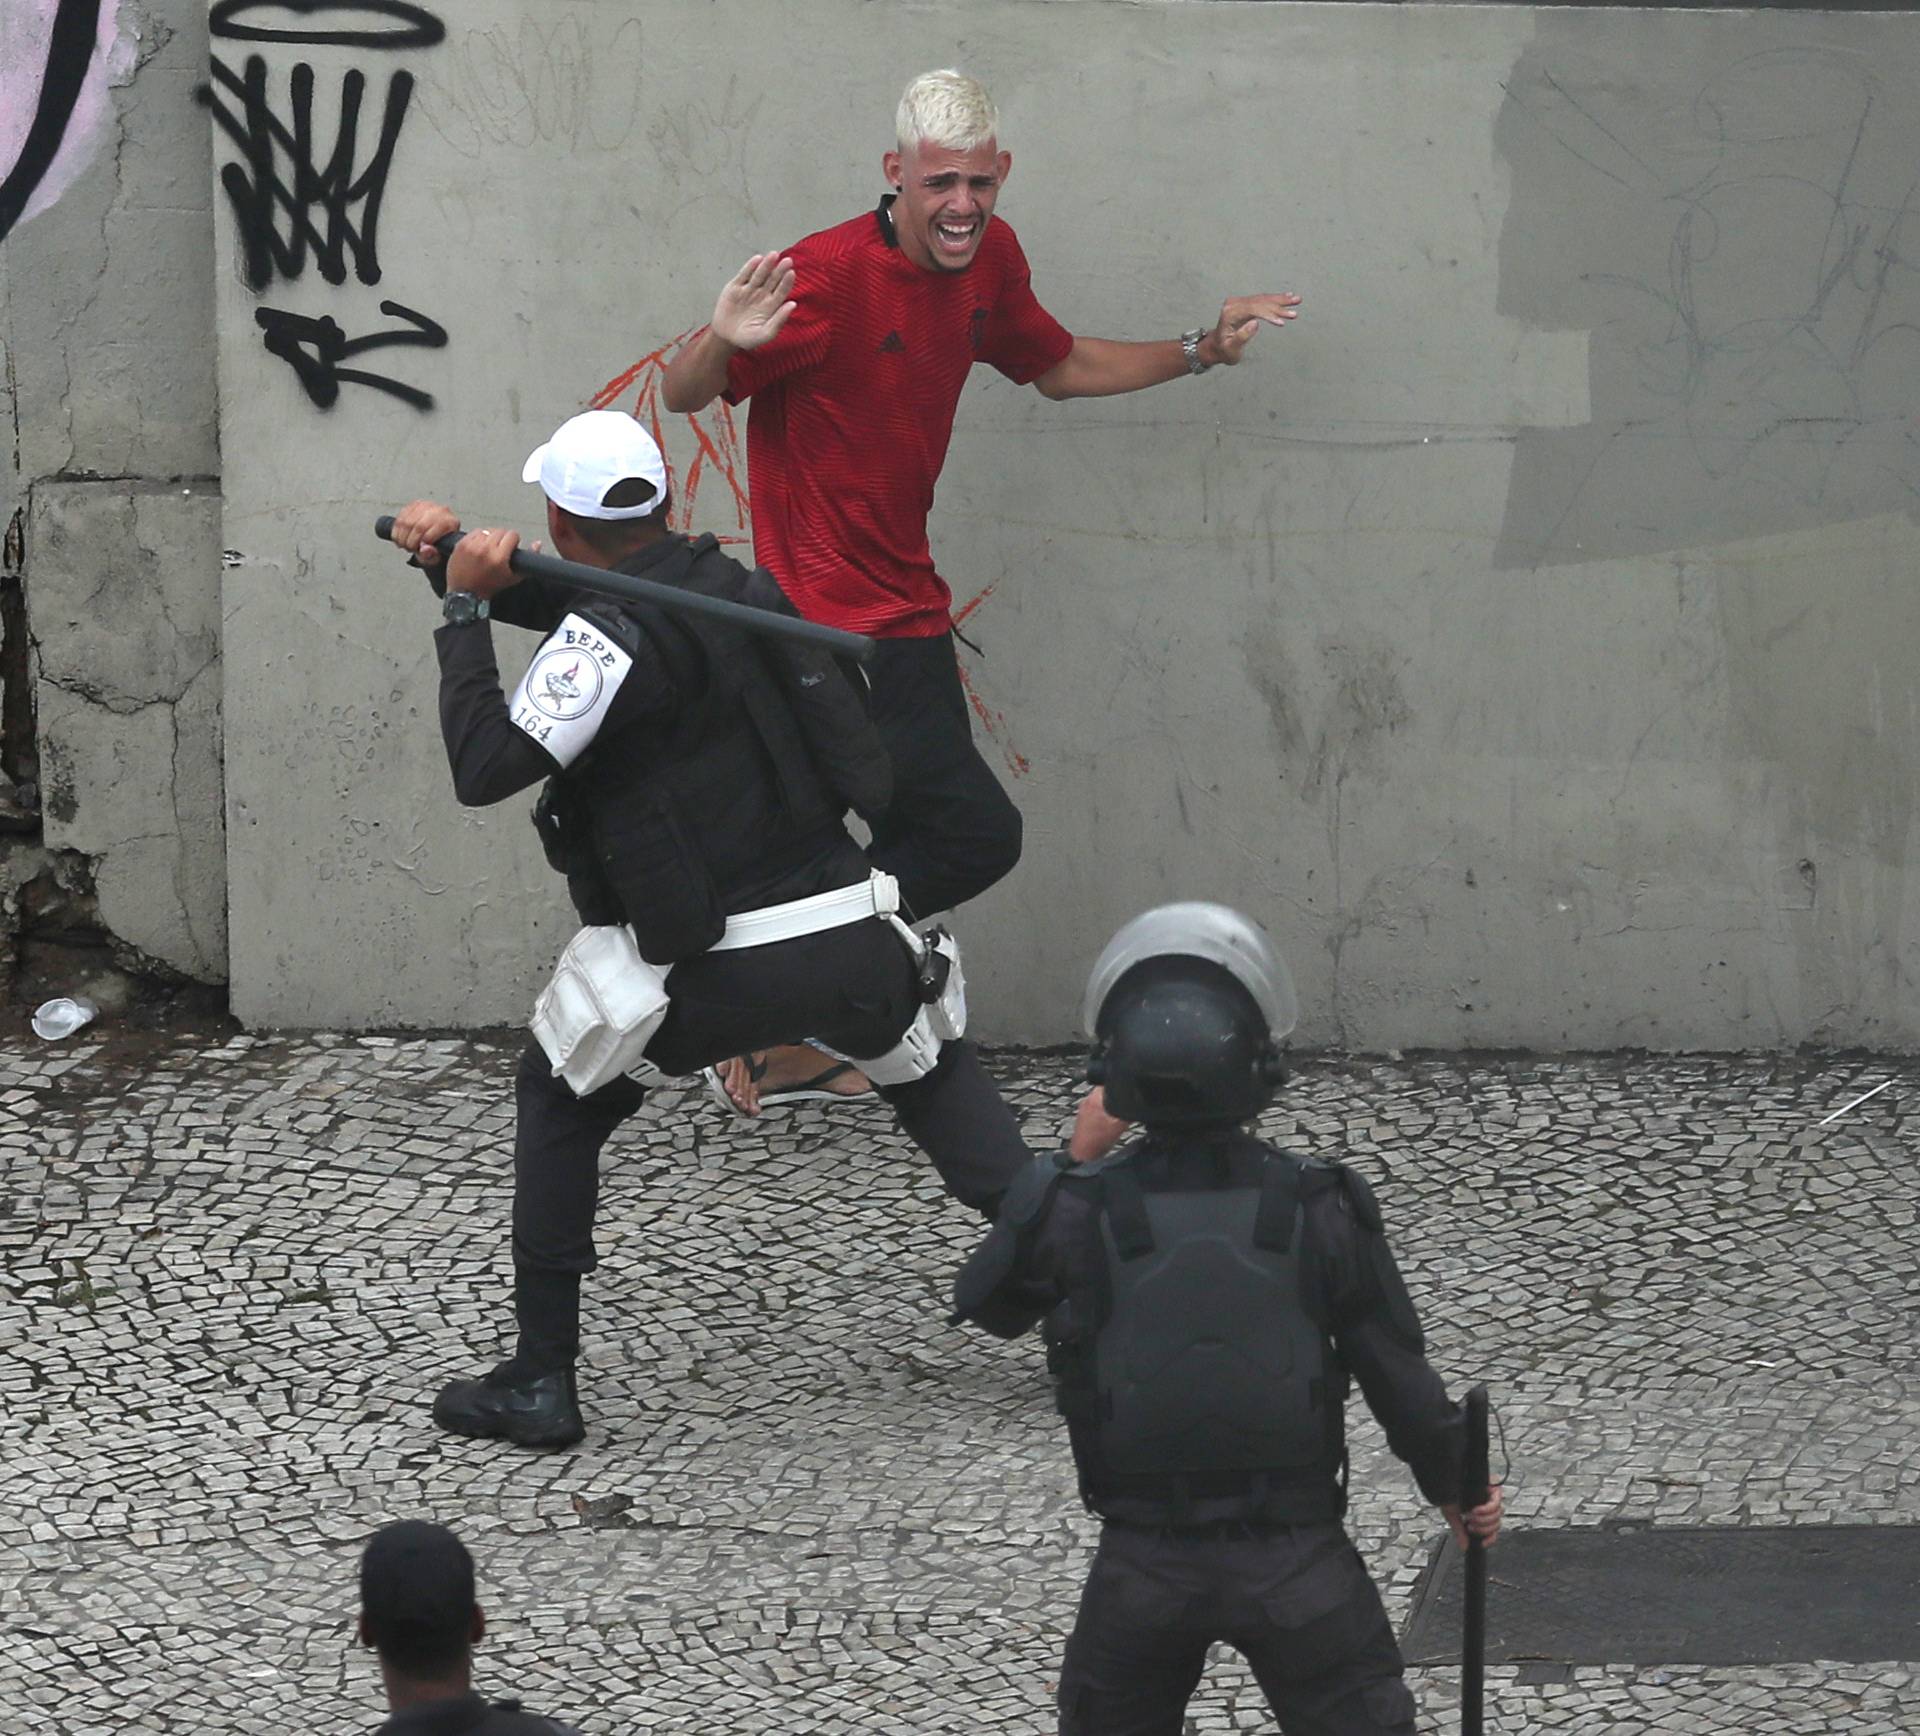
[952,902,1504,1736]
[388,411,1030,1449]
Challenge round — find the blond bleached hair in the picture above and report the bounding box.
[895,69,1000,154]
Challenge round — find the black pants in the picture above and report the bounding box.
[1057,1523,1417,1736]
[863,632,1023,920]
[506,916,1031,1372]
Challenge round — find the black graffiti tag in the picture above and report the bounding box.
[255,299,448,410]
[199,54,415,291]
[209,1,446,51]
[0,0,103,246]
[199,4,451,410]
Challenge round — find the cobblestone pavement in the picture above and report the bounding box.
[1,1029,1915,1734]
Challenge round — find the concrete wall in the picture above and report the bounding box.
[0,0,225,1006]
[212,0,1920,1047]
[76,0,1918,1049]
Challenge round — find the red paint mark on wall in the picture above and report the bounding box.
[951,580,995,628]
[956,661,1031,778]
[952,579,1030,777]
[591,331,751,545]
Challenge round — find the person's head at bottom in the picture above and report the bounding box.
[359,1520,484,1712]
[1083,901,1297,1133]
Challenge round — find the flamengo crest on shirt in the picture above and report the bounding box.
[510,613,633,769]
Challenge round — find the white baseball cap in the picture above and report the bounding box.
[521,411,668,519]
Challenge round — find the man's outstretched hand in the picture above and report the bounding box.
[1201,292,1302,366]
[712,252,797,352]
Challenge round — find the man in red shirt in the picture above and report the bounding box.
[664,69,1299,1118]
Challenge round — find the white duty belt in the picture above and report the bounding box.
[532,870,946,1099]
[707,869,922,957]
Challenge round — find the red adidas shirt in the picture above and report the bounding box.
[723,200,1073,637]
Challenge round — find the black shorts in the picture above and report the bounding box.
[862,632,1023,918]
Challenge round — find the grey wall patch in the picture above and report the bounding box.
[1492,18,1920,570]
[510,613,633,768]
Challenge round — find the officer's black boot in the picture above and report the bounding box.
[432,1364,585,1449]
[434,1267,585,1447]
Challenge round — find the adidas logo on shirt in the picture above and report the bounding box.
[877,330,906,354]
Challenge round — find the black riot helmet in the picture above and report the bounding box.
[1083,902,1298,1129]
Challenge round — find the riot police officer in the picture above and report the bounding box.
[390,411,1030,1449]
[952,903,1504,1736]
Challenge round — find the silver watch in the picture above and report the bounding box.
[442,590,490,626]
[1180,327,1212,375]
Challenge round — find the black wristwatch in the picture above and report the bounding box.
[442,590,490,626]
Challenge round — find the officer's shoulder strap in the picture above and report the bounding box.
[730,555,799,616]
[1253,1148,1304,1252]
[615,531,705,593]
[1333,1162,1385,1232]
[1288,1152,1379,1224]
[632,531,717,587]
[568,599,645,660]
[568,534,708,671]
[1093,1161,1154,1259]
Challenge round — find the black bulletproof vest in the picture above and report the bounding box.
[561,539,848,963]
[1047,1136,1348,1526]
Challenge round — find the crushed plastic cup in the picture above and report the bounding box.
[31,996,98,1041]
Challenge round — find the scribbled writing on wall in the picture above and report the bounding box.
[414,14,645,159]
[200,3,448,412]
[1493,39,1920,568]
[0,0,123,246]
[648,73,762,229]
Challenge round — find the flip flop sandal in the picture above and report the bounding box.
[753,1060,869,1110]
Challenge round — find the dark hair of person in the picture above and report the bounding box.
[360,1521,475,1679]
[561,477,671,556]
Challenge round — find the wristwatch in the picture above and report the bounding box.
[1180,327,1212,375]
[442,590,490,626]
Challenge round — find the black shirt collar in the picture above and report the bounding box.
[373,1691,492,1736]
[615,531,713,579]
[874,192,899,249]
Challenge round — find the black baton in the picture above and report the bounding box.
[1461,1383,1491,1736]
[373,516,876,663]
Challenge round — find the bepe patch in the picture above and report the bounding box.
[510,613,634,768]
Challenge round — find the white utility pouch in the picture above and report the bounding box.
[530,925,672,1096]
